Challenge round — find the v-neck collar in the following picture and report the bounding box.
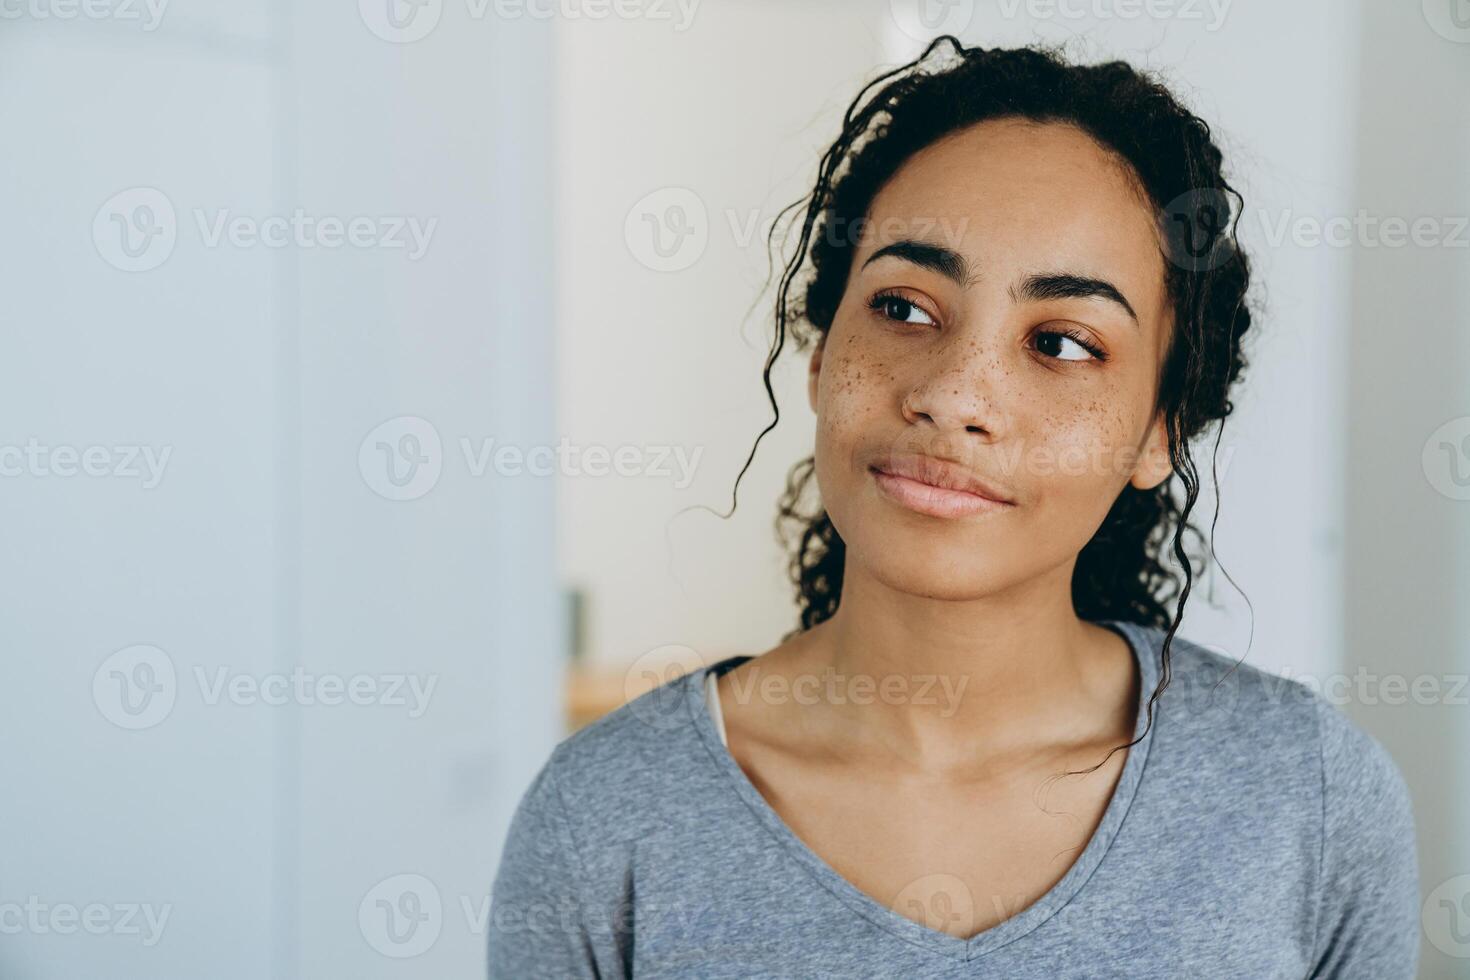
[685,618,1159,962]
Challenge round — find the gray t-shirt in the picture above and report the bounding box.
[487,620,1420,978]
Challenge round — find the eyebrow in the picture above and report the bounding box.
[861,238,1139,325]
[863,239,973,286]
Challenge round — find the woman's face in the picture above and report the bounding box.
[808,117,1176,599]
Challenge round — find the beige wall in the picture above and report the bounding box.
[555,1,887,668]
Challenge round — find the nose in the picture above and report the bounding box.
[900,337,1004,440]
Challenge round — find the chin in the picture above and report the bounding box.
[873,562,1010,601]
[844,523,1017,600]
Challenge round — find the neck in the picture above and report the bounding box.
[795,559,1136,774]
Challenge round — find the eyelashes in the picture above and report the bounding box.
[867,290,936,327]
[864,289,1109,363]
[1034,325,1108,362]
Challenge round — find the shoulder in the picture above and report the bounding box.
[1125,625,1416,827]
[491,669,716,977]
[1128,624,1323,754]
[1127,626,1420,974]
[511,663,724,851]
[1307,687,1417,863]
[1140,625,1412,792]
[1135,623,1418,873]
[1291,676,1419,973]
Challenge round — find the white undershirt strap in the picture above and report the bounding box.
[704,669,729,747]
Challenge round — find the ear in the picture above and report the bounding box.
[806,336,826,415]
[1129,410,1174,492]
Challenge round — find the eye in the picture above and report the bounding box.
[1033,326,1107,363]
[867,290,937,328]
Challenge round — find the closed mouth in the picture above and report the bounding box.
[866,454,1017,520]
[867,453,1016,505]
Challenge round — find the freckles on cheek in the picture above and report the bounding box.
[819,342,893,429]
[1027,391,1136,486]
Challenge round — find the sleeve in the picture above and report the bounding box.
[1306,696,1421,978]
[487,750,608,979]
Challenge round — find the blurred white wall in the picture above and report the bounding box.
[1345,2,1470,976]
[0,3,559,978]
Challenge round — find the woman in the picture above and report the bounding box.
[489,36,1420,977]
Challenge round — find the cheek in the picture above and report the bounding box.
[811,329,896,527]
[815,328,891,443]
[1014,383,1140,497]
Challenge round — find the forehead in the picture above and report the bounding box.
[862,118,1168,313]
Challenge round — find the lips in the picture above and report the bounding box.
[870,452,1015,502]
[867,451,1016,519]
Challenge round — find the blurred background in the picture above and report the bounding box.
[1,0,1467,976]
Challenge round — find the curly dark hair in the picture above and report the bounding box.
[721,35,1256,765]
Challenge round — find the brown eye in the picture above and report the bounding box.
[868,291,937,327]
[1033,327,1106,362]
